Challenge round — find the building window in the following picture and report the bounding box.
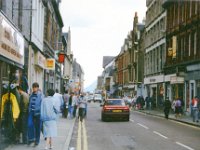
[194,31,197,56]
[195,1,198,15]
[188,33,191,57]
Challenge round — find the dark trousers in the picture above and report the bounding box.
[73,105,77,117]
[79,108,85,122]
[21,113,28,144]
[164,108,170,119]
[28,114,41,144]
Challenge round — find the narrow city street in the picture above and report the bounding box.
[69,102,200,150]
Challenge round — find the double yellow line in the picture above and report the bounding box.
[77,119,88,150]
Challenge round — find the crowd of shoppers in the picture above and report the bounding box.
[0,76,88,149]
[123,94,200,122]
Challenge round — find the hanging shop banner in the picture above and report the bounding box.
[172,36,177,58]
[46,58,55,70]
[0,12,24,66]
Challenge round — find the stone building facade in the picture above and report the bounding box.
[163,0,200,112]
[144,0,166,108]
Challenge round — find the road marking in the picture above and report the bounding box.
[153,131,168,139]
[82,120,88,150]
[77,119,88,150]
[137,123,149,129]
[77,120,82,150]
[176,142,194,150]
[130,119,135,122]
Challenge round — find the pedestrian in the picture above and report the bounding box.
[145,96,150,110]
[17,85,29,144]
[163,97,171,119]
[191,96,199,123]
[175,98,182,119]
[41,89,58,150]
[27,82,43,146]
[78,93,87,122]
[68,92,74,118]
[63,90,70,118]
[73,93,79,118]
[53,89,64,115]
[171,99,176,113]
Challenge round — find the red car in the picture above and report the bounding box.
[101,99,130,121]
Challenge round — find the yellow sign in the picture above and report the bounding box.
[172,36,177,58]
[46,58,55,70]
[168,48,173,56]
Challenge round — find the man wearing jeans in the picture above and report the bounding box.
[192,96,199,123]
[27,82,43,146]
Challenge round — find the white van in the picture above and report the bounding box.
[93,94,103,103]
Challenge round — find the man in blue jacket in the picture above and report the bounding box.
[27,82,43,146]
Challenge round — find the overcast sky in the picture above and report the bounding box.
[60,0,146,88]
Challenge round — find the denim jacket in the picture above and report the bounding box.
[28,92,43,116]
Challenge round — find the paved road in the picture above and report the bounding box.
[69,102,200,150]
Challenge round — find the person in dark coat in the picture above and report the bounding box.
[164,97,171,119]
[17,85,29,144]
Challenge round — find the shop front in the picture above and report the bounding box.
[185,64,200,113]
[144,75,165,109]
[0,12,24,141]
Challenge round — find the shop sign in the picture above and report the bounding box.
[118,87,122,90]
[35,51,46,69]
[46,58,55,70]
[128,84,135,89]
[0,12,24,65]
[170,76,184,84]
[149,78,156,83]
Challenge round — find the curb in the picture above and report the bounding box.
[135,110,200,128]
[63,118,76,150]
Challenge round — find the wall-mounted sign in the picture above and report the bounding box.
[0,12,24,65]
[35,51,46,69]
[170,76,184,84]
[46,58,55,70]
[150,78,156,82]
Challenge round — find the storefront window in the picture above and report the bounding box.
[196,80,200,98]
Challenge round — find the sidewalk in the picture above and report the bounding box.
[4,116,76,150]
[135,109,200,127]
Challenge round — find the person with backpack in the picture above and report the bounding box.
[175,98,182,119]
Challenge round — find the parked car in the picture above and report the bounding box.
[101,99,130,121]
[87,95,94,103]
[93,94,103,103]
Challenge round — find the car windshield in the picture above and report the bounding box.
[105,100,125,106]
